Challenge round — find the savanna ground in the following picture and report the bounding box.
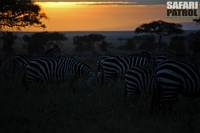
[1,31,200,133]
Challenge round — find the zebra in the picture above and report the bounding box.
[96,55,114,83]
[124,66,155,98]
[24,56,96,92]
[97,55,153,84]
[13,55,32,73]
[154,60,200,110]
[122,55,168,104]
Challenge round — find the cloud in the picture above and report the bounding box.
[34,0,167,4]
[35,0,200,5]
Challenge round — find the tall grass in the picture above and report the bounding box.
[1,75,200,133]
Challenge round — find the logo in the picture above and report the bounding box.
[166,1,199,17]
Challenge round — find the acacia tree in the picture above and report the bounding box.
[0,0,47,30]
[135,20,183,51]
[0,0,47,56]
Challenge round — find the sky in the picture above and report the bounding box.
[32,0,168,5]
[20,1,200,31]
[35,0,200,4]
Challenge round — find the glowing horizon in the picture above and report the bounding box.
[13,2,195,32]
[35,1,137,6]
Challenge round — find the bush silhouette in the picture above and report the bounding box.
[23,32,67,55]
[73,34,106,53]
[168,36,186,54]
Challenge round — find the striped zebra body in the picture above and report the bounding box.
[25,56,93,84]
[96,56,114,83]
[125,66,155,97]
[155,60,200,108]
[97,56,112,72]
[99,55,152,83]
[14,55,32,72]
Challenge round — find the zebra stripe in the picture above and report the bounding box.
[14,55,32,72]
[155,60,200,107]
[125,66,155,97]
[99,55,152,82]
[25,56,94,85]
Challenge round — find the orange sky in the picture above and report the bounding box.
[21,2,194,31]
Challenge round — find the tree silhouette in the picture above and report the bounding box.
[1,32,17,56]
[73,34,105,52]
[168,36,186,54]
[23,32,67,55]
[118,35,156,52]
[135,20,183,51]
[188,31,200,56]
[0,0,47,30]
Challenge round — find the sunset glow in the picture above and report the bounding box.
[19,2,194,31]
[36,2,80,8]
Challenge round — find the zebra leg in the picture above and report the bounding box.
[159,88,178,115]
[125,87,141,107]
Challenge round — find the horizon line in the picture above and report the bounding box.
[5,29,195,33]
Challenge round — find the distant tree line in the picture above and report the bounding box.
[73,34,110,54]
[118,20,200,61]
[23,32,67,56]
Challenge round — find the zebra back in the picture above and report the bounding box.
[125,66,155,96]
[25,56,94,83]
[155,60,200,107]
[101,55,153,80]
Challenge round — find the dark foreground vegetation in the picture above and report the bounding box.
[1,55,200,133]
[0,28,200,133]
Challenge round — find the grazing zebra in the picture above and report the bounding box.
[97,56,112,72]
[24,56,96,91]
[13,55,32,73]
[96,55,113,82]
[124,66,155,98]
[98,55,153,83]
[154,60,200,110]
